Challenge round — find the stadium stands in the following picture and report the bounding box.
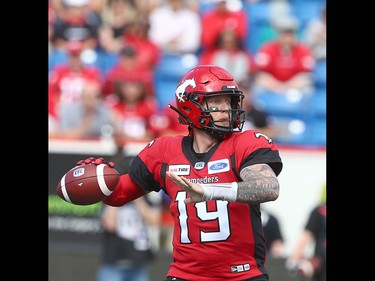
[49,0,326,147]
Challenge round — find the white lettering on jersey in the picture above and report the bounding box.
[168,164,191,175]
[207,159,230,174]
[255,132,273,143]
[175,78,196,102]
[148,139,155,148]
[187,176,219,184]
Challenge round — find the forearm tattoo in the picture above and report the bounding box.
[237,164,280,204]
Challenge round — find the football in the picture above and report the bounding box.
[56,164,120,205]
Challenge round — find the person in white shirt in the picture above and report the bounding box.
[148,0,202,55]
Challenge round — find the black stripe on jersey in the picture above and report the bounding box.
[160,162,169,196]
[240,148,283,176]
[128,155,162,193]
[250,203,268,275]
[115,156,134,175]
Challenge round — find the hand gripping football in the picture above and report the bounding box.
[56,163,120,205]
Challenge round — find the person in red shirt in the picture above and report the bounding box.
[102,46,154,97]
[199,28,256,85]
[70,65,283,281]
[200,0,248,50]
[253,16,316,94]
[121,18,161,71]
[106,78,159,145]
[48,40,103,121]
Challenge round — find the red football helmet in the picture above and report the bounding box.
[169,65,245,139]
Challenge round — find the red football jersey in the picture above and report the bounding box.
[255,40,315,81]
[48,64,102,110]
[127,130,282,280]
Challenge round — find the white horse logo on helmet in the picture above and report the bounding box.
[175,78,196,102]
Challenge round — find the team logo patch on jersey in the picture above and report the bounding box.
[231,263,250,273]
[168,165,190,175]
[194,162,205,170]
[207,159,230,174]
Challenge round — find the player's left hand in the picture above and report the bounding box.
[166,172,203,204]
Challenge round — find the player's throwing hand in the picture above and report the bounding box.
[166,171,204,204]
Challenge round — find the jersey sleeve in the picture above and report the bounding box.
[128,136,183,193]
[102,173,146,207]
[236,130,283,176]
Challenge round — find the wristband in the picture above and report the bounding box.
[200,182,238,202]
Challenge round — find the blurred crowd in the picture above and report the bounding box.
[48,0,326,147]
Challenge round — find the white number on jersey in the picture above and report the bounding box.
[176,191,230,243]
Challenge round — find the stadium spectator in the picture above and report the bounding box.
[102,46,154,97]
[200,0,248,51]
[121,18,161,70]
[54,80,116,138]
[106,79,159,144]
[253,15,315,95]
[96,191,162,281]
[98,0,138,54]
[286,185,326,281]
[302,4,326,61]
[48,40,103,120]
[199,28,256,85]
[148,0,202,55]
[51,0,102,50]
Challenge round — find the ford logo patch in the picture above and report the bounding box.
[209,163,228,171]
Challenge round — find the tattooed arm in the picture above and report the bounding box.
[237,163,280,204]
[166,163,279,204]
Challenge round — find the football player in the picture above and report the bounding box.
[77,65,283,281]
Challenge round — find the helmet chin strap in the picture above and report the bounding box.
[205,128,230,140]
[201,120,234,140]
[168,104,194,127]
